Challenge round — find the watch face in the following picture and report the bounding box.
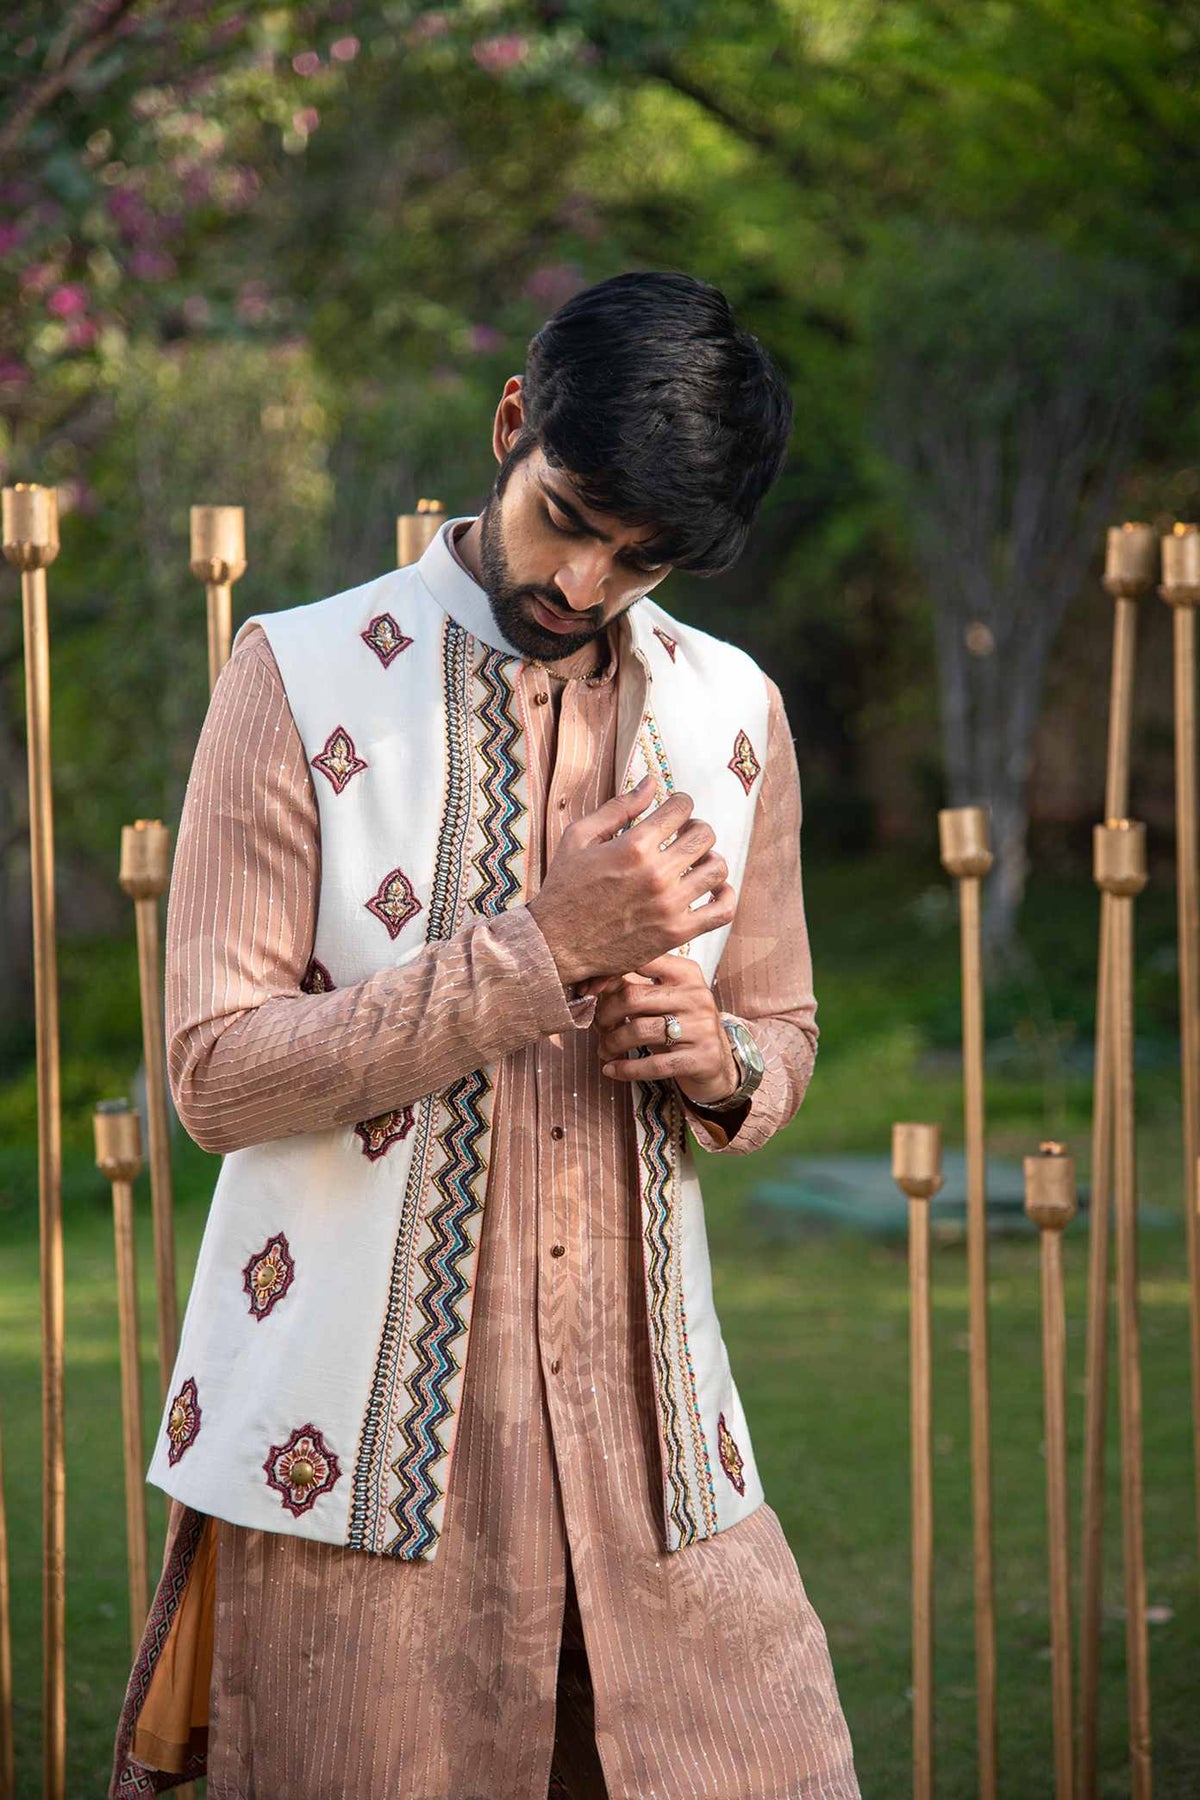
[730,1020,765,1077]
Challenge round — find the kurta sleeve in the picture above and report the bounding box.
[679,675,819,1155]
[165,623,589,1156]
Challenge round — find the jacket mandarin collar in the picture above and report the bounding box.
[414,513,647,684]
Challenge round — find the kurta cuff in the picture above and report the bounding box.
[506,904,597,1035]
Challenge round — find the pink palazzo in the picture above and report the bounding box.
[110,531,859,1800]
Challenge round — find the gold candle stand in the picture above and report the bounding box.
[190,505,246,691]
[119,820,178,1397]
[1079,520,1157,1795]
[397,498,446,567]
[937,804,997,1800]
[2,482,66,1800]
[1024,1141,1077,1800]
[0,1412,12,1800]
[93,1101,150,1648]
[893,1121,942,1800]
[1095,821,1152,1796]
[1160,523,1200,1580]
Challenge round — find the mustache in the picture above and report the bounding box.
[528,592,597,628]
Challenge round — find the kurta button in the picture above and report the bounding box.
[557,796,568,810]
[532,691,549,705]
[550,1125,565,1139]
[550,1357,562,1373]
[550,1242,566,1257]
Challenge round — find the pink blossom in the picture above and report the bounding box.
[330,35,359,61]
[0,358,29,389]
[128,248,177,279]
[47,283,89,318]
[236,279,271,323]
[409,11,450,40]
[523,262,585,308]
[292,106,320,134]
[292,50,321,76]
[0,221,24,254]
[64,316,98,350]
[468,323,505,354]
[472,34,529,75]
[19,262,58,296]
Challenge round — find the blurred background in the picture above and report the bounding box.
[1,3,1198,1794]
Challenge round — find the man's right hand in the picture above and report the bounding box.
[526,774,736,988]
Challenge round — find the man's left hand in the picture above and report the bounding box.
[588,954,741,1106]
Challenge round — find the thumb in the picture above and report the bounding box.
[574,774,654,845]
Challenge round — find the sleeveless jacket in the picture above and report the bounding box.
[147,517,774,1561]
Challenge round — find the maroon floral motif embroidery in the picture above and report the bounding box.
[728,729,761,795]
[166,1377,201,1465]
[300,956,335,993]
[311,725,368,795]
[354,1107,416,1160]
[366,866,422,938]
[242,1231,296,1321]
[263,1422,341,1517]
[361,612,413,667]
[652,626,678,662]
[717,1410,746,1496]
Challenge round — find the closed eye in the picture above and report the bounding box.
[543,504,662,577]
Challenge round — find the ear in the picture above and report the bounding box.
[493,375,525,461]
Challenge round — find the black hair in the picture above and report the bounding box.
[507,269,793,577]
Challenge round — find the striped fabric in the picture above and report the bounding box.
[132,541,859,1796]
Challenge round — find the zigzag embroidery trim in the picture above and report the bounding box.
[637,1082,707,1548]
[387,1068,491,1557]
[470,649,526,915]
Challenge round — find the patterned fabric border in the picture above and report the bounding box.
[387,1067,491,1556]
[108,1506,209,1796]
[470,649,526,916]
[635,1081,718,1549]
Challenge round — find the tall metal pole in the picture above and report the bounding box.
[118,820,177,1397]
[1078,520,1157,1797]
[0,1413,13,1800]
[94,1101,150,1649]
[2,483,66,1800]
[938,804,996,1800]
[1096,821,1152,1798]
[893,1121,942,1800]
[1025,1141,1078,1800]
[189,505,245,690]
[1159,523,1200,1577]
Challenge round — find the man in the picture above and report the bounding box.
[110,269,859,1798]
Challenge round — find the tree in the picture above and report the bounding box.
[861,224,1170,956]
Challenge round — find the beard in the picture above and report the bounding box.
[477,489,611,662]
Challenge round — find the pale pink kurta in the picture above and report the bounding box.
[118,530,859,1799]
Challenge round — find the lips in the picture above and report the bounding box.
[531,595,584,634]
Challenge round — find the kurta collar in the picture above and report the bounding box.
[414,513,651,685]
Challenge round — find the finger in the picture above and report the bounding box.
[599,1015,694,1057]
[572,774,655,845]
[601,1049,691,1082]
[677,852,730,905]
[686,881,738,933]
[623,789,696,848]
[659,817,717,872]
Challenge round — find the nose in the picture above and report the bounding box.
[552,546,609,612]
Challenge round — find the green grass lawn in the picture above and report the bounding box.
[1,854,1197,1796]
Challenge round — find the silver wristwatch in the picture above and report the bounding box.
[699,1017,765,1111]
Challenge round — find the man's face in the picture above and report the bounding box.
[477,444,672,662]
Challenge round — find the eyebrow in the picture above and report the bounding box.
[538,476,666,568]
